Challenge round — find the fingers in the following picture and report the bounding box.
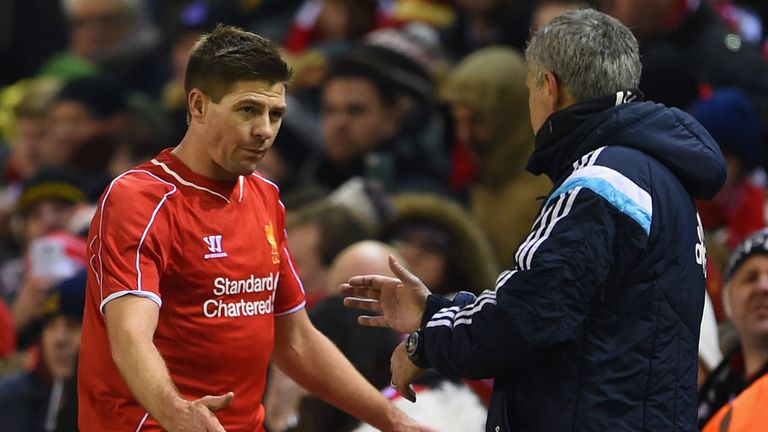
[400,384,417,403]
[388,256,420,285]
[357,315,390,328]
[339,284,381,300]
[345,274,402,289]
[342,297,382,313]
[200,392,234,412]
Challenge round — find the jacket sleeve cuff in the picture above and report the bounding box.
[421,293,455,328]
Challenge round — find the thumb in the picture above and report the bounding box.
[200,392,234,412]
[388,255,419,285]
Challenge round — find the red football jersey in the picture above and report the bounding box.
[78,149,306,431]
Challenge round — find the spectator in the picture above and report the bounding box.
[692,88,765,252]
[286,201,373,307]
[440,0,534,62]
[698,229,768,426]
[379,192,498,297]
[284,0,392,54]
[39,76,130,170]
[531,0,591,30]
[304,43,445,192]
[42,0,169,95]
[265,240,403,432]
[1,79,62,185]
[0,270,85,432]
[702,371,768,432]
[440,46,552,264]
[602,0,768,139]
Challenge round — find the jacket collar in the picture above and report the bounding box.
[526,89,644,183]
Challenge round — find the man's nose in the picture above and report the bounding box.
[251,115,275,141]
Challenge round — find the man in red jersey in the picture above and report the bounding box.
[77,24,433,432]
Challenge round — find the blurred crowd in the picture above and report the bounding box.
[0,0,768,431]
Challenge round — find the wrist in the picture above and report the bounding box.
[154,394,189,430]
[405,329,430,369]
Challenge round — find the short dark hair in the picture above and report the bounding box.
[185,24,292,102]
[323,55,401,108]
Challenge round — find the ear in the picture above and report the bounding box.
[542,71,561,112]
[187,88,208,123]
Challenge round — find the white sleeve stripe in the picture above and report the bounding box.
[96,170,176,304]
[426,318,456,328]
[274,301,306,316]
[495,270,512,285]
[495,270,517,288]
[427,298,496,328]
[426,293,497,329]
[525,187,581,269]
[515,193,562,266]
[429,291,497,320]
[135,190,175,292]
[452,295,497,321]
[283,246,306,295]
[100,290,162,315]
[517,191,569,269]
[587,146,606,166]
[135,412,149,432]
[431,306,462,319]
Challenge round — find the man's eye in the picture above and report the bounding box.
[240,106,255,114]
[270,111,284,120]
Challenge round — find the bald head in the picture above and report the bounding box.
[328,240,405,294]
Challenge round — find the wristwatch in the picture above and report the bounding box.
[405,329,430,369]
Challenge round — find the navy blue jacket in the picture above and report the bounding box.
[419,93,726,431]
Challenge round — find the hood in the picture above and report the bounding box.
[440,46,533,189]
[380,193,500,292]
[527,94,726,200]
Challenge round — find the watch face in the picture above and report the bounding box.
[406,332,419,355]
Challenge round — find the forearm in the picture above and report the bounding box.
[274,325,403,431]
[105,296,188,430]
[109,333,186,428]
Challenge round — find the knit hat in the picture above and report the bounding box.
[17,168,86,215]
[722,228,768,317]
[42,269,87,322]
[689,87,763,169]
[54,76,128,120]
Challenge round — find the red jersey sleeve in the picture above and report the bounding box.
[274,198,306,316]
[90,171,176,314]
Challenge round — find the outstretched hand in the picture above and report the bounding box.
[341,256,430,333]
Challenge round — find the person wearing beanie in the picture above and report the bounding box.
[0,270,85,432]
[15,167,86,245]
[692,88,765,253]
[698,229,768,427]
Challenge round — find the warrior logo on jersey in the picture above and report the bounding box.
[203,235,228,259]
[265,222,280,264]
